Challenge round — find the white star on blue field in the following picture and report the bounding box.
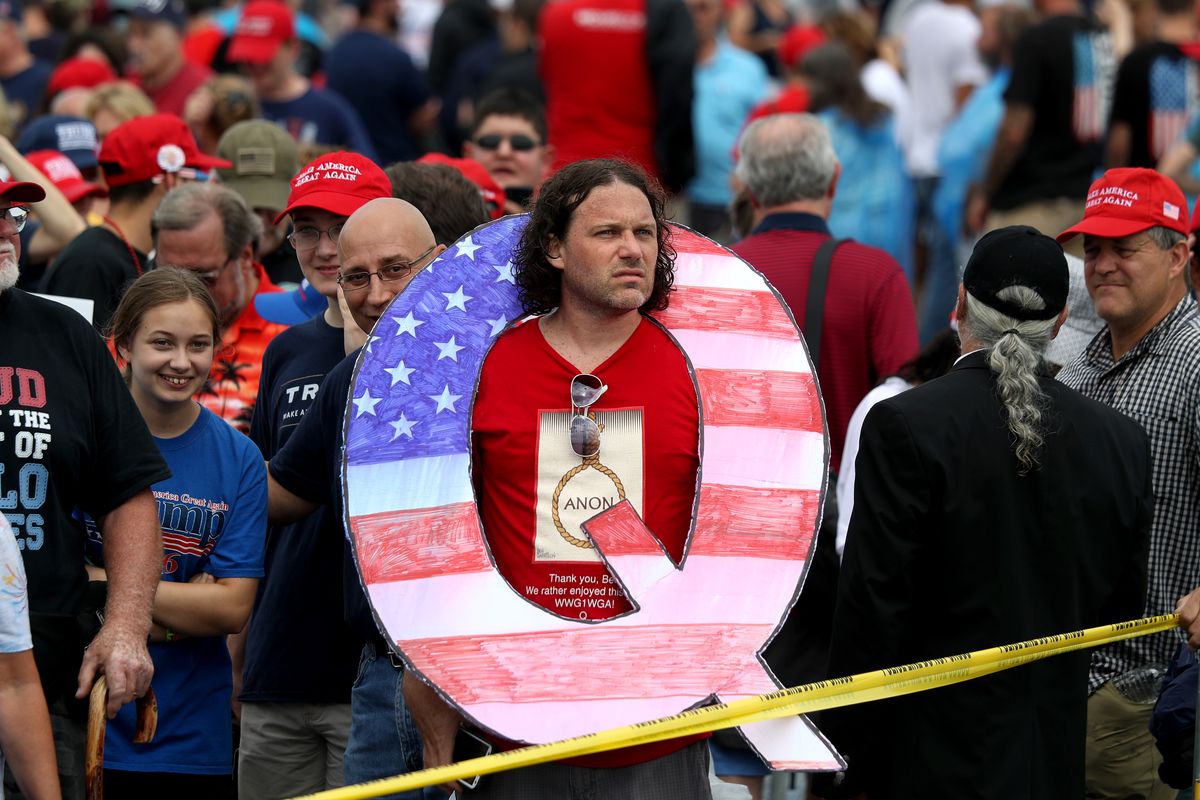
[346,218,528,467]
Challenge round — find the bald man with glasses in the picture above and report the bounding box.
[232,152,391,800]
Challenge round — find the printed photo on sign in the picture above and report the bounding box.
[534,408,644,563]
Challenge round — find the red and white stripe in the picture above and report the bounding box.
[346,225,839,768]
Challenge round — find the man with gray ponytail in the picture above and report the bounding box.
[822,226,1152,800]
[1056,167,1200,800]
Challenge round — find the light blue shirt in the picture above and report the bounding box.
[822,108,916,277]
[688,38,770,206]
[933,68,1009,253]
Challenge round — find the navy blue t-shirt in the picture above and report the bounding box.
[326,29,431,165]
[261,87,379,164]
[269,349,382,647]
[2,60,52,133]
[242,316,363,704]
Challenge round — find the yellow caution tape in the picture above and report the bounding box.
[293,614,1181,800]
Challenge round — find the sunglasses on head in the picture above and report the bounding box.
[473,133,539,152]
[569,373,607,459]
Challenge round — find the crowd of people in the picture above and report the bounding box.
[0,0,1197,797]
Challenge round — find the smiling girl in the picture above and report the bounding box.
[89,268,266,796]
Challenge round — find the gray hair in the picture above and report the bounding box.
[961,286,1058,475]
[1144,225,1186,251]
[734,113,837,207]
[153,183,263,260]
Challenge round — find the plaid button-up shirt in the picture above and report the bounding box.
[1058,294,1200,692]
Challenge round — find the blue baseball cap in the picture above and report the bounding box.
[16,116,99,173]
[254,279,327,325]
[129,0,186,28]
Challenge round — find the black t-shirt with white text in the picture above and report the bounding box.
[269,351,382,647]
[0,289,169,695]
[243,316,362,703]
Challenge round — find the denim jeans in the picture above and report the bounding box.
[343,642,438,800]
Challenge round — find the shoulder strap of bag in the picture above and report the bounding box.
[804,238,847,373]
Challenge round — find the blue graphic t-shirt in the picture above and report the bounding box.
[89,407,266,775]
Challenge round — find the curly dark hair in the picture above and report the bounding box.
[514,158,675,315]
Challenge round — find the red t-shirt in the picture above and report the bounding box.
[133,59,213,118]
[472,315,704,766]
[539,0,658,179]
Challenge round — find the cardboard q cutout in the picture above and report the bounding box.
[343,216,842,770]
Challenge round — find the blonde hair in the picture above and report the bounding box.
[85,82,154,127]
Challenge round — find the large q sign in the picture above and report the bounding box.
[343,216,841,770]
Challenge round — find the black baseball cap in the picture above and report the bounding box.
[963,226,1068,321]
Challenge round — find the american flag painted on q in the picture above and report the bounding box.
[342,215,842,770]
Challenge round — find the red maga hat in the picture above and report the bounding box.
[777,25,826,72]
[25,150,107,204]
[0,180,45,204]
[1057,168,1189,242]
[275,151,391,223]
[229,1,295,64]
[46,57,117,98]
[98,113,230,187]
[418,152,506,219]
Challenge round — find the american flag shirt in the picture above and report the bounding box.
[1058,294,1200,692]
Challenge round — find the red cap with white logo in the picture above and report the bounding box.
[229,1,295,64]
[1057,168,1189,242]
[25,150,107,203]
[98,113,230,187]
[275,152,391,223]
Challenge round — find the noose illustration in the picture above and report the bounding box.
[550,414,625,549]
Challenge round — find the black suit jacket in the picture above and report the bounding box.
[822,350,1152,800]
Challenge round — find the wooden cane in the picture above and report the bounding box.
[85,675,159,800]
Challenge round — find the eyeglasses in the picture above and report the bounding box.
[155,256,236,287]
[337,245,436,292]
[0,206,28,233]
[288,223,345,251]
[569,373,607,458]
[472,133,539,152]
[151,168,214,185]
[190,257,236,288]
